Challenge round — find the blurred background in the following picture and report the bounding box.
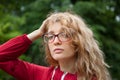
[0,0,120,80]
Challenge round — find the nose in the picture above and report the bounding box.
[53,36,62,44]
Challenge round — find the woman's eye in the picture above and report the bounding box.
[60,33,69,38]
[48,35,54,40]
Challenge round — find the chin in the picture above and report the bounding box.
[52,55,63,60]
[53,57,67,61]
[51,53,66,60]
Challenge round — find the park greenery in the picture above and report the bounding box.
[0,0,120,80]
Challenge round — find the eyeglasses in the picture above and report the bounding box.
[43,33,71,43]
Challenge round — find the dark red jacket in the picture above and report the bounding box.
[0,35,78,80]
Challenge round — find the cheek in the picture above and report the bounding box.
[66,41,74,50]
[64,44,75,53]
[48,44,53,53]
[67,46,75,54]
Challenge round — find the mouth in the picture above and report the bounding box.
[54,48,64,53]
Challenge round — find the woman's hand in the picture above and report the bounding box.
[27,20,47,41]
[38,20,47,37]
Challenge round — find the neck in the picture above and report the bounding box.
[58,58,76,74]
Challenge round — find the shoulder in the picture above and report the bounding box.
[33,65,55,73]
[32,65,54,79]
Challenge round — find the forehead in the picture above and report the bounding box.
[47,22,65,33]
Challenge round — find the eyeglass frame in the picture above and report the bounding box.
[43,32,72,43]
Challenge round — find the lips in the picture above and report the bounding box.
[54,48,64,53]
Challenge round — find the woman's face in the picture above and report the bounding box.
[46,22,76,61]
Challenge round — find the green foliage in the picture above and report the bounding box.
[0,13,25,43]
[0,70,14,80]
[0,0,120,80]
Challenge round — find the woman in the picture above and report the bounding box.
[0,12,111,80]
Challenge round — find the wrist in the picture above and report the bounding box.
[27,30,42,41]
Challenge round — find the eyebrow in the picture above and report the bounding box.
[47,31,54,34]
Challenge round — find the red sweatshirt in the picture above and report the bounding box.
[0,34,78,80]
[0,35,96,80]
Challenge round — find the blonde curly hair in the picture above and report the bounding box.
[42,12,111,80]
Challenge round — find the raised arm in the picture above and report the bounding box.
[0,20,46,62]
[0,34,32,62]
[0,20,47,80]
